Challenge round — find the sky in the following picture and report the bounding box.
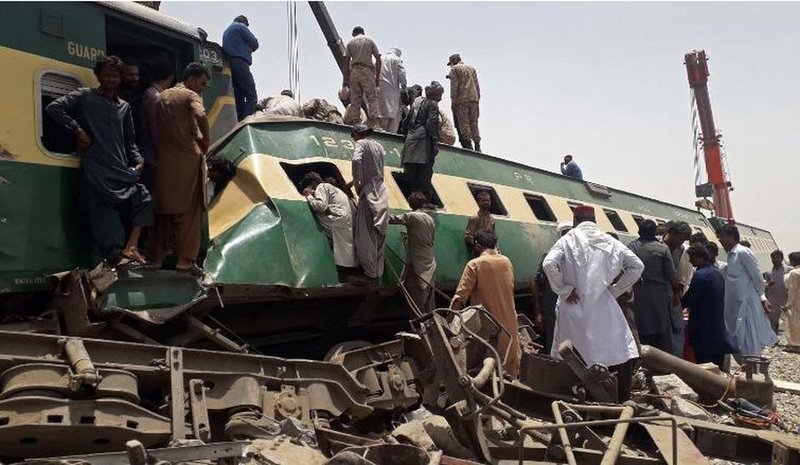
[163,1,800,254]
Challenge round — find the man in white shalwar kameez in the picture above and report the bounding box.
[717,224,778,356]
[350,125,389,282]
[378,48,406,133]
[300,171,357,269]
[543,206,644,401]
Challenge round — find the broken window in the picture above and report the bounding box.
[603,209,629,233]
[280,161,348,194]
[468,184,508,216]
[391,172,444,209]
[524,194,557,222]
[40,72,82,155]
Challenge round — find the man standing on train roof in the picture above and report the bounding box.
[663,220,693,357]
[378,47,406,133]
[464,190,496,251]
[300,171,357,272]
[149,63,211,275]
[389,191,437,313]
[627,219,677,354]
[401,81,442,202]
[765,249,791,334]
[560,155,583,180]
[717,224,778,357]
[254,89,302,117]
[343,26,381,128]
[349,124,389,283]
[543,205,643,401]
[451,229,521,378]
[136,60,174,193]
[446,53,481,151]
[46,55,152,266]
[223,15,259,121]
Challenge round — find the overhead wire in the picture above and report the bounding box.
[286,1,300,100]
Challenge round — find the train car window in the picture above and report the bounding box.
[603,209,628,232]
[468,184,508,216]
[631,215,644,227]
[280,162,349,195]
[40,72,82,155]
[391,172,444,209]
[567,201,584,212]
[524,194,557,222]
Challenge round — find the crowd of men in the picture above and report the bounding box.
[44,15,800,400]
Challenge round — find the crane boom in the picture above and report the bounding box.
[308,1,346,72]
[684,50,734,222]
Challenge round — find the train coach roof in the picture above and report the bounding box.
[97,1,205,41]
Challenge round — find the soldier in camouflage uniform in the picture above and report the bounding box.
[446,53,481,152]
[342,26,381,128]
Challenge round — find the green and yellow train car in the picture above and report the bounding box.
[207,117,779,303]
[0,1,235,294]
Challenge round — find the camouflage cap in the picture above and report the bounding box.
[447,53,461,66]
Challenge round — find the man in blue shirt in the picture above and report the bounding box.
[222,15,259,120]
[560,154,583,180]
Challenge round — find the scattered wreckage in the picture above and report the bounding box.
[2,304,800,465]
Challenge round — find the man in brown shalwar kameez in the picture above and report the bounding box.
[150,63,210,273]
[451,229,521,378]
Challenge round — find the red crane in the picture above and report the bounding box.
[684,50,734,222]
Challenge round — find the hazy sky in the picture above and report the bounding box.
[163,1,800,254]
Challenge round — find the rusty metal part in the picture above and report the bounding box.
[168,315,248,353]
[167,347,186,442]
[26,440,251,465]
[641,422,710,465]
[518,351,586,403]
[188,379,210,441]
[556,341,617,403]
[0,396,171,458]
[600,404,634,465]
[518,414,679,465]
[641,345,775,407]
[314,420,383,457]
[0,364,139,403]
[62,338,102,391]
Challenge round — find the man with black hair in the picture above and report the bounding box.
[717,224,777,356]
[137,60,174,192]
[783,252,800,345]
[343,26,381,127]
[223,15,259,120]
[451,229,520,378]
[390,192,437,312]
[150,63,210,274]
[350,124,388,282]
[46,55,152,266]
[664,220,693,357]
[207,158,236,203]
[683,244,732,369]
[120,61,141,104]
[628,219,676,353]
[765,249,790,334]
[464,190,495,251]
[402,81,442,201]
[301,171,356,270]
[560,155,583,180]
[544,206,643,401]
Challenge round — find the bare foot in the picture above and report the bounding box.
[120,247,147,265]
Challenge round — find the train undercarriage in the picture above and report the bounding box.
[1,288,799,465]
